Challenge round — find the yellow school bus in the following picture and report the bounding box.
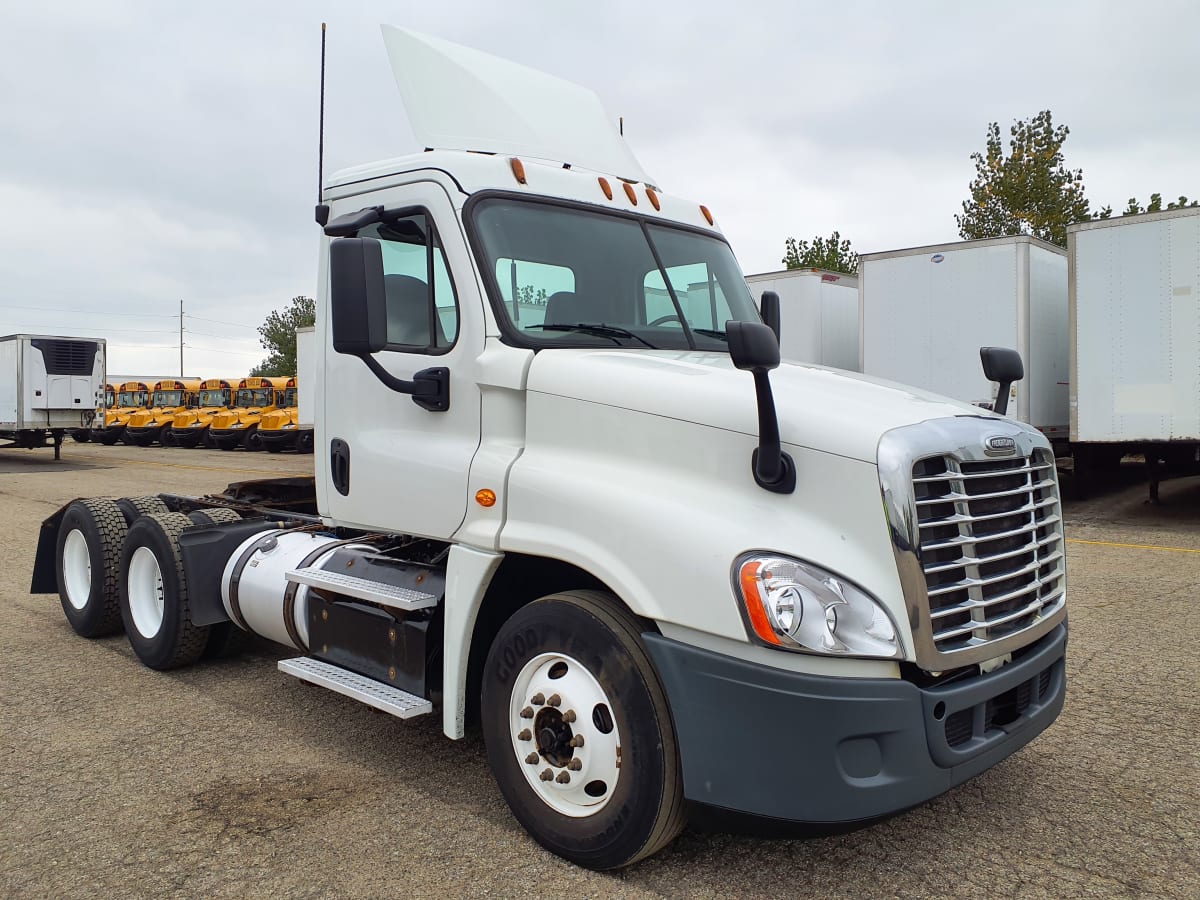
[124,378,202,446]
[209,376,291,451]
[89,380,151,445]
[258,377,308,453]
[170,378,235,448]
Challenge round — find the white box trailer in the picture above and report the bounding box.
[1068,206,1200,443]
[745,267,859,370]
[859,236,1069,441]
[1,334,106,457]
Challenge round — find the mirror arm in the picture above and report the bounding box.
[749,370,796,493]
[992,380,1013,416]
[356,354,450,412]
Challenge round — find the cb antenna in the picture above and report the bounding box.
[315,22,330,226]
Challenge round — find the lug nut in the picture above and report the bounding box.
[531,693,545,706]
[568,759,582,771]
[520,707,534,719]
[555,771,571,784]
[569,735,585,748]
[547,693,561,707]
[517,729,532,741]
[525,753,540,765]
[562,709,576,723]
[539,768,554,782]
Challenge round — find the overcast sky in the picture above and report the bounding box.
[2,1,1195,376]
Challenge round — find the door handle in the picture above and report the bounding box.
[330,438,351,496]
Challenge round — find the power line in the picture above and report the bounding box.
[186,314,258,330]
[3,302,178,319]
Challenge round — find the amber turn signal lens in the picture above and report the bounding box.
[623,182,638,205]
[598,177,613,200]
[510,158,527,184]
[739,560,782,645]
[475,489,497,508]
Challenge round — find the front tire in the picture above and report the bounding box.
[55,499,128,637]
[119,512,210,670]
[481,590,686,870]
[243,427,263,452]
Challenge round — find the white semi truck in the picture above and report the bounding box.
[859,237,1069,446]
[1068,206,1200,499]
[745,267,859,370]
[30,28,1067,869]
[1,333,106,459]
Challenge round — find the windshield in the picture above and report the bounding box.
[118,391,148,406]
[104,390,115,407]
[470,198,759,351]
[278,388,297,407]
[199,388,230,406]
[152,390,184,407]
[236,388,273,408]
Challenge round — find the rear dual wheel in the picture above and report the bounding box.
[482,590,685,870]
[56,499,127,637]
[119,512,210,670]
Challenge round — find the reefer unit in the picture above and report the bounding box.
[0,334,106,433]
[859,236,1068,439]
[745,267,859,370]
[1068,206,1200,443]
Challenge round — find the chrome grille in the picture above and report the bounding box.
[912,449,1065,656]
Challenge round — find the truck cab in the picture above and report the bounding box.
[89,380,150,445]
[208,376,289,451]
[35,27,1067,871]
[125,379,202,446]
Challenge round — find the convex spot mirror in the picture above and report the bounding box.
[330,237,388,354]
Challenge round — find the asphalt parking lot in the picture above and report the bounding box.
[1,444,1197,897]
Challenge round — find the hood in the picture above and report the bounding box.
[260,408,297,430]
[525,350,998,463]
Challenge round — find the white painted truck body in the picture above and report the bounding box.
[296,326,315,430]
[745,268,860,370]
[34,27,1069,870]
[1068,207,1200,443]
[0,334,106,432]
[859,237,1069,441]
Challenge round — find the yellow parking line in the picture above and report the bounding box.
[1066,537,1200,555]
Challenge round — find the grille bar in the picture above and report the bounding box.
[918,496,1057,528]
[912,462,1053,484]
[926,551,1063,597]
[921,514,1061,552]
[929,573,1063,621]
[932,595,1052,642]
[915,478,1056,506]
[923,533,1062,575]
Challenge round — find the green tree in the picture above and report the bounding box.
[956,110,1092,247]
[782,230,858,274]
[1120,193,1197,215]
[251,295,315,376]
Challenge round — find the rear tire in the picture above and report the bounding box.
[71,429,91,443]
[117,495,169,525]
[187,507,243,526]
[481,590,686,870]
[119,512,210,670]
[161,429,178,448]
[55,499,127,637]
[98,432,121,446]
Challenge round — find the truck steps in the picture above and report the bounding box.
[278,657,432,719]
[286,568,438,611]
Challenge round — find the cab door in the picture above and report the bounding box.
[320,179,483,540]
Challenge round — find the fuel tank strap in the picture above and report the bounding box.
[281,537,368,651]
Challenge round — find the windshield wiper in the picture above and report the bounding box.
[528,323,659,349]
[690,327,727,341]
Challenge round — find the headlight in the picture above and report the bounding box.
[734,554,901,658]
[190,422,203,427]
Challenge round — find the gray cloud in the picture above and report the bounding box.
[2,0,1195,373]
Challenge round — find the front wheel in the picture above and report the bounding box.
[481,590,686,870]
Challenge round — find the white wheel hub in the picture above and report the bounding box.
[509,652,622,817]
[127,546,166,638]
[62,529,92,611]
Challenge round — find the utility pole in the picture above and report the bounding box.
[179,299,184,377]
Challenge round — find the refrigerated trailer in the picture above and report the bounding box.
[859,236,1069,443]
[1068,206,1200,497]
[29,27,1068,870]
[1,334,106,458]
[745,267,859,370]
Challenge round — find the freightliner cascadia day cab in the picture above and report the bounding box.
[30,28,1068,870]
[208,375,290,451]
[125,378,202,446]
[169,377,233,447]
[1,333,106,459]
[90,380,151,444]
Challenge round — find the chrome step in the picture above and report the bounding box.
[278,657,432,719]
[286,568,438,611]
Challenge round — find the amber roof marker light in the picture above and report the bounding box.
[646,187,660,211]
[700,205,714,226]
[598,177,613,200]
[510,157,527,184]
[623,182,638,205]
